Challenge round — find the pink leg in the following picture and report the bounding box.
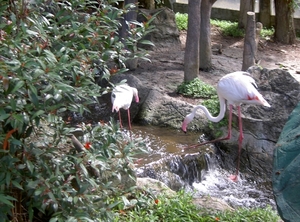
[187,105,233,148]
[229,105,243,182]
[127,109,132,139]
[118,111,123,128]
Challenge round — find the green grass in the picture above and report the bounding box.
[112,190,281,222]
[175,13,275,39]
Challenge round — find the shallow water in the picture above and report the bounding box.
[131,124,276,209]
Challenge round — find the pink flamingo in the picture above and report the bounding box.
[181,71,271,181]
[111,84,139,132]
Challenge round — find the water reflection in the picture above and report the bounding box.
[131,124,276,209]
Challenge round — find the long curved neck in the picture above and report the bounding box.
[193,96,226,123]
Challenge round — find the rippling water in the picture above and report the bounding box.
[131,125,276,210]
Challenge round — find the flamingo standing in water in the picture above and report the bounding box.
[111,84,139,132]
[181,71,271,181]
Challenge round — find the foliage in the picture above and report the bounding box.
[260,27,275,39]
[215,206,280,222]
[210,19,244,37]
[175,12,275,39]
[0,0,152,220]
[177,78,217,99]
[113,190,216,222]
[175,12,188,31]
[112,189,280,222]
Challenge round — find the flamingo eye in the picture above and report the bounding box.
[112,93,116,98]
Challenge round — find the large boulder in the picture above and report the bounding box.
[138,7,181,51]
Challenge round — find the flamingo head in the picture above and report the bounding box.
[181,113,194,133]
[112,103,119,113]
[132,88,139,103]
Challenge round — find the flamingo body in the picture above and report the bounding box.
[181,71,270,181]
[111,84,139,131]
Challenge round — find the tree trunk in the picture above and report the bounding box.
[183,0,201,82]
[242,12,256,71]
[238,0,255,29]
[199,0,216,71]
[274,0,296,44]
[259,0,271,29]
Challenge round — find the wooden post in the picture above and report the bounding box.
[242,12,256,71]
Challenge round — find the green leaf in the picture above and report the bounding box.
[54,93,62,101]
[139,39,155,46]
[12,180,23,190]
[26,160,34,174]
[26,29,39,36]
[31,110,45,120]
[79,163,88,177]
[0,113,11,121]
[0,194,16,207]
[28,89,39,108]
[5,172,11,187]
[44,50,58,63]
[10,80,25,94]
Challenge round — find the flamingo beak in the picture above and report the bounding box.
[181,119,187,133]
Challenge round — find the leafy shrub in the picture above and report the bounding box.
[175,12,188,31]
[215,206,280,222]
[113,190,216,222]
[210,19,244,37]
[112,189,280,222]
[261,27,275,39]
[0,0,151,220]
[177,78,217,98]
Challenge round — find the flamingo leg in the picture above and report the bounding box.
[118,111,123,128]
[229,105,244,182]
[187,104,233,148]
[127,109,132,138]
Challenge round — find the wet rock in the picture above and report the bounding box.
[136,177,176,197]
[136,152,210,191]
[192,196,234,213]
[136,177,234,213]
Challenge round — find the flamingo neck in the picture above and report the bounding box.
[192,97,226,123]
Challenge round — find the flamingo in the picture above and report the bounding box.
[181,71,271,182]
[111,84,139,132]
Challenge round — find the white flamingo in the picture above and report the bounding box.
[181,71,271,181]
[111,84,139,132]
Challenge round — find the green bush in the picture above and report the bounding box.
[177,78,217,99]
[210,19,244,37]
[0,0,151,220]
[260,27,275,39]
[175,12,188,31]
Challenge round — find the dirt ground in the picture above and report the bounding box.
[132,27,300,104]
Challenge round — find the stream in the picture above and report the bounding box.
[130,125,276,210]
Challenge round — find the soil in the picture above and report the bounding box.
[132,27,300,105]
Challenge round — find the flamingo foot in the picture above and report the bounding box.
[229,174,238,182]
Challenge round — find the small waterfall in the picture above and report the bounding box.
[133,125,276,209]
